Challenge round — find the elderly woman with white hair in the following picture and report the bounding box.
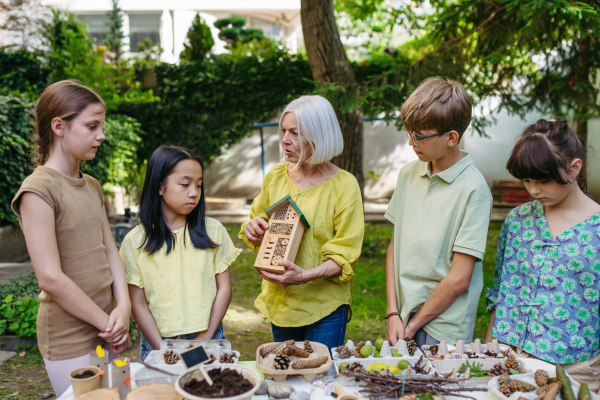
[239,95,364,348]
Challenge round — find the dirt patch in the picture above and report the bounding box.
[182,368,254,398]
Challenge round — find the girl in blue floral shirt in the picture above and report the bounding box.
[486,119,600,392]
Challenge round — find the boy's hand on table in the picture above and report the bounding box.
[99,304,130,342]
[386,315,405,345]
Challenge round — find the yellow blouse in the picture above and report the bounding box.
[239,163,364,327]
[120,218,241,337]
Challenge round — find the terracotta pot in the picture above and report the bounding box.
[69,366,101,398]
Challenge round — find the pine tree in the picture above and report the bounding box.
[103,0,125,65]
[180,14,215,62]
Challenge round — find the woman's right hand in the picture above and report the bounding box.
[244,217,269,245]
[386,315,405,346]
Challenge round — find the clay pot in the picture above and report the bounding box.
[69,366,101,398]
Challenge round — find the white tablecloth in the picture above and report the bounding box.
[57,358,555,400]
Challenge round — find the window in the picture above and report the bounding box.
[248,17,286,39]
[129,14,160,52]
[77,14,109,46]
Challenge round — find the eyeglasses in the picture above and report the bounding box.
[405,130,450,147]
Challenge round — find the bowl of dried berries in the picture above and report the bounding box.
[175,365,261,400]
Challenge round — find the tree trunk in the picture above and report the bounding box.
[300,0,364,195]
[576,33,590,190]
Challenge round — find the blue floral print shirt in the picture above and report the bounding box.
[486,200,600,364]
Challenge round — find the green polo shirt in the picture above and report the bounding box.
[385,152,492,343]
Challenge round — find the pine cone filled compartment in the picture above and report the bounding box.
[163,350,180,365]
[256,341,333,383]
[274,354,291,370]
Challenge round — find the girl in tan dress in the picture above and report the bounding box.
[11,81,131,396]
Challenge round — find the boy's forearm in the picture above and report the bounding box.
[405,252,476,337]
[385,232,399,314]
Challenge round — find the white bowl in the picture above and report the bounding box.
[175,364,261,400]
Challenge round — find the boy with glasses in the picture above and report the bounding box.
[385,77,493,348]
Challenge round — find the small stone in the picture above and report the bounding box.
[290,393,310,400]
[268,382,295,399]
[41,393,54,399]
[256,381,270,395]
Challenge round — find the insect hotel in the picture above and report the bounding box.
[254,195,310,274]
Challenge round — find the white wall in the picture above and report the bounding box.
[204,113,600,201]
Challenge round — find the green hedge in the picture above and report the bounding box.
[0,50,49,93]
[0,92,35,227]
[124,49,314,163]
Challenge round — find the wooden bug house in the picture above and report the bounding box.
[255,195,310,274]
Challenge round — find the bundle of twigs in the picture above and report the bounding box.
[340,371,488,399]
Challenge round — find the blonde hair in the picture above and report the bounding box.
[401,77,472,138]
[279,95,343,167]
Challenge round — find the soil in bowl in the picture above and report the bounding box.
[183,368,253,398]
[73,370,97,379]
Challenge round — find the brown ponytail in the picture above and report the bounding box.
[34,80,106,166]
[506,118,587,193]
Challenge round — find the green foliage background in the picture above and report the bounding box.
[180,13,215,62]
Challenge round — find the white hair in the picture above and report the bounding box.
[279,95,344,167]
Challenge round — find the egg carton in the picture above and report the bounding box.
[423,339,517,360]
[331,339,423,364]
[335,357,434,387]
[144,346,240,376]
[160,338,231,353]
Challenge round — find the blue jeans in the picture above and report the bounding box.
[271,305,349,352]
[140,322,225,361]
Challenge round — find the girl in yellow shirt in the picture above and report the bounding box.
[120,146,241,361]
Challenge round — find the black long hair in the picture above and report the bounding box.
[139,145,217,254]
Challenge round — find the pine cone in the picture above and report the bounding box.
[282,346,310,358]
[509,379,536,393]
[274,353,291,370]
[535,370,549,387]
[505,355,520,372]
[498,372,512,397]
[205,354,216,365]
[348,349,362,358]
[429,345,439,356]
[304,340,314,353]
[535,385,550,400]
[220,352,235,363]
[339,347,351,359]
[405,336,417,354]
[336,346,345,354]
[356,341,366,353]
[346,362,367,374]
[163,350,180,364]
[487,363,506,376]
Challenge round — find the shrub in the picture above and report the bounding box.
[0,49,48,93]
[125,44,314,163]
[0,295,39,338]
[0,272,39,302]
[180,13,214,62]
[0,91,35,227]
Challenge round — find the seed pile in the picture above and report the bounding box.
[73,370,96,379]
[182,368,254,398]
[163,350,180,364]
[270,223,293,235]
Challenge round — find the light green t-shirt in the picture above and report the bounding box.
[385,152,492,343]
